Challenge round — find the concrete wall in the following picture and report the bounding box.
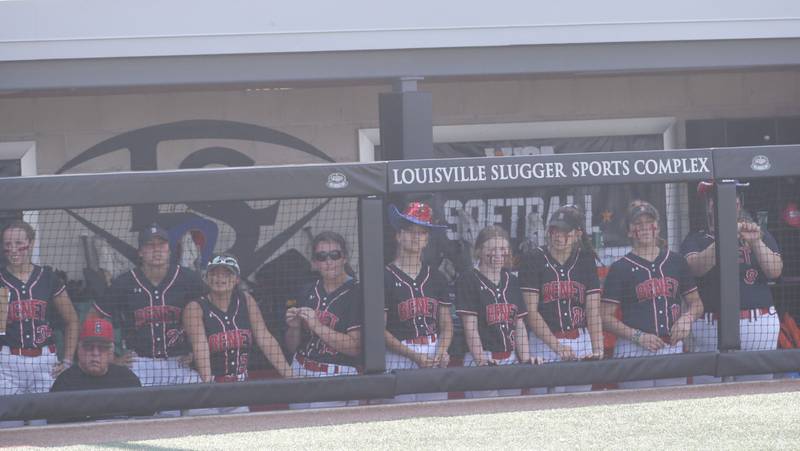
[1,68,799,175]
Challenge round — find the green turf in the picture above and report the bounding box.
[21,392,800,450]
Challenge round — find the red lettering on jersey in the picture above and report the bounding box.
[541,281,586,303]
[7,300,48,322]
[208,329,253,354]
[317,310,340,329]
[635,277,679,301]
[134,305,182,328]
[571,306,586,328]
[486,303,516,326]
[397,297,438,321]
[744,268,758,285]
[738,245,752,265]
[34,324,52,345]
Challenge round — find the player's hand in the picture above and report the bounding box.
[297,307,319,329]
[51,360,71,378]
[177,352,193,368]
[434,351,450,368]
[738,221,762,245]
[285,307,302,328]
[669,316,693,343]
[115,351,135,367]
[588,349,605,360]
[638,333,666,352]
[555,343,577,361]
[414,353,437,368]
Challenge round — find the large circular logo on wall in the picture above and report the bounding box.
[57,120,335,277]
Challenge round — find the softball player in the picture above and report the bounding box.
[384,201,453,402]
[92,224,206,387]
[183,254,291,414]
[286,231,362,409]
[518,205,603,393]
[601,202,703,389]
[0,220,79,396]
[456,225,531,398]
[681,181,782,382]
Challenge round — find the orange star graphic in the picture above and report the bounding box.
[601,210,613,223]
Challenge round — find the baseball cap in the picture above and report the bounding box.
[388,201,448,230]
[784,202,800,228]
[627,202,660,224]
[80,318,114,343]
[548,206,583,231]
[207,254,241,276]
[138,223,170,247]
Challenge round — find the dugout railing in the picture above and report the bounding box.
[2,145,800,421]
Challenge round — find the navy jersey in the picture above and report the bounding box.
[195,290,252,378]
[384,263,451,341]
[94,265,207,358]
[518,247,601,334]
[602,249,697,337]
[680,230,780,312]
[0,265,66,349]
[294,278,362,367]
[455,268,528,353]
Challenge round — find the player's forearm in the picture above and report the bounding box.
[63,319,79,363]
[687,244,716,277]
[585,296,604,354]
[436,307,453,356]
[188,341,212,382]
[311,324,361,357]
[257,333,291,378]
[461,316,485,359]
[601,303,636,340]
[527,311,560,351]
[514,319,531,362]
[284,326,302,354]
[751,241,783,279]
[384,330,417,360]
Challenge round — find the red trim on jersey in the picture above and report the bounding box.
[130,269,156,359]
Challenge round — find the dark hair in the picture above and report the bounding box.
[474,225,512,268]
[311,231,355,277]
[2,220,36,242]
[551,205,600,264]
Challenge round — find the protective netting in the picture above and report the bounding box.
[0,197,361,404]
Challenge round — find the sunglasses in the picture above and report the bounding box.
[313,250,343,262]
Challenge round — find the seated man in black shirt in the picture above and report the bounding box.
[52,318,141,392]
[50,318,142,422]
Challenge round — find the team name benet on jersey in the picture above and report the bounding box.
[134,305,182,328]
[7,299,48,321]
[541,280,586,303]
[635,277,679,301]
[397,296,438,321]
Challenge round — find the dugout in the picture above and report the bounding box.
[2,145,800,421]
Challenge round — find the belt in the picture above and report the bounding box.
[5,344,56,357]
[553,329,580,340]
[297,355,339,374]
[711,307,773,321]
[405,334,437,345]
[491,351,512,360]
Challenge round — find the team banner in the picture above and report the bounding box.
[388,149,713,193]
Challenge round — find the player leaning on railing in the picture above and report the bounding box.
[382,201,453,403]
[518,205,603,393]
[0,220,79,396]
[184,254,291,385]
[285,231,363,409]
[601,201,703,388]
[455,225,533,399]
